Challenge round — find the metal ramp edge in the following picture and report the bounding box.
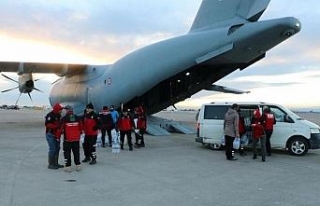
[170,123,196,134]
[146,124,171,136]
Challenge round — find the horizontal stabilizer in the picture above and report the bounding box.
[190,0,270,32]
[205,84,250,94]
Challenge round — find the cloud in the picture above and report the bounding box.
[0,0,201,63]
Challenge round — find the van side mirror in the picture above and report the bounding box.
[284,115,294,123]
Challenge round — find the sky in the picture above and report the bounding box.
[0,0,319,110]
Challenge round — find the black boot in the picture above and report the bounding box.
[239,148,246,156]
[48,156,58,170]
[82,157,91,163]
[139,143,145,147]
[89,159,96,165]
[54,155,64,168]
[134,143,140,148]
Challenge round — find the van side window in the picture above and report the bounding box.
[268,106,286,122]
[238,105,259,128]
[204,105,228,119]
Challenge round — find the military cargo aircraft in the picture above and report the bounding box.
[0,0,301,115]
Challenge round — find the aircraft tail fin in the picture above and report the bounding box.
[190,0,271,32]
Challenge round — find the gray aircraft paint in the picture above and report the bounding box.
[0,0,301,114]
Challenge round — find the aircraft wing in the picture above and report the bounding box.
[0,61,87,77]
[205,84,250,94]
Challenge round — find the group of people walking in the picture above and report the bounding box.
[224,103,276,162]
[45,103,147,172]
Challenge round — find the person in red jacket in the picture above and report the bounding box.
[82,103,100,165]
[261,106,276,156]
[45,103,64,169]
[61,105,83,172]
[133,106,147,148]
[251,109,266,162]
[117,108,134,151]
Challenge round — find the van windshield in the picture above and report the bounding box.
[268,105,302,122]
[286,109,303,120]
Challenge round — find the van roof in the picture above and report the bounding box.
[204,101,273,105]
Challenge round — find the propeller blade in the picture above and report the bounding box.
[1,86,19,93]
[15,93,22,105]
[51,78,62,85]
[1,73,18,83]
[172,104,177,110]
[27,93,34,104]
[33,87,44,93]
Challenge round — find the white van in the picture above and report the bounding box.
[195,102,320,156]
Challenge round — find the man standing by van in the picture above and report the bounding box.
[261,106,276,156]
[252,109,267,162]
[224,103,240,161]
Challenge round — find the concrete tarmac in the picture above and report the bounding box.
[0,109,320,206]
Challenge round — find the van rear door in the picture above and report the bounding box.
[200,105,228,143]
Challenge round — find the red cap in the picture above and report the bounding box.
[53,103,64,113]
[253,109,261,118]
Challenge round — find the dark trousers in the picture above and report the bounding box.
[120,130,133,149]
[253,135,266,158]
[225,135,235,160]
[63,141,80,167]
[83,135,97,159]
[265,130,273,155]
[101,128,112,146]
[135,129,145,145]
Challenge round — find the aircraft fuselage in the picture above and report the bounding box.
[49,17,300,114]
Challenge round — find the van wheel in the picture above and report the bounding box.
[288,137,309,156]
[209,143,223,150]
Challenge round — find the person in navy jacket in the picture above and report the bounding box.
[45,103,64,169]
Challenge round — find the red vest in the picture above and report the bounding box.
[264,113,275,130]
[83,113,99,136]
[118,116,132,131]
[252,118,264,139]
[137,115,147,129]
[65,122,81,142]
